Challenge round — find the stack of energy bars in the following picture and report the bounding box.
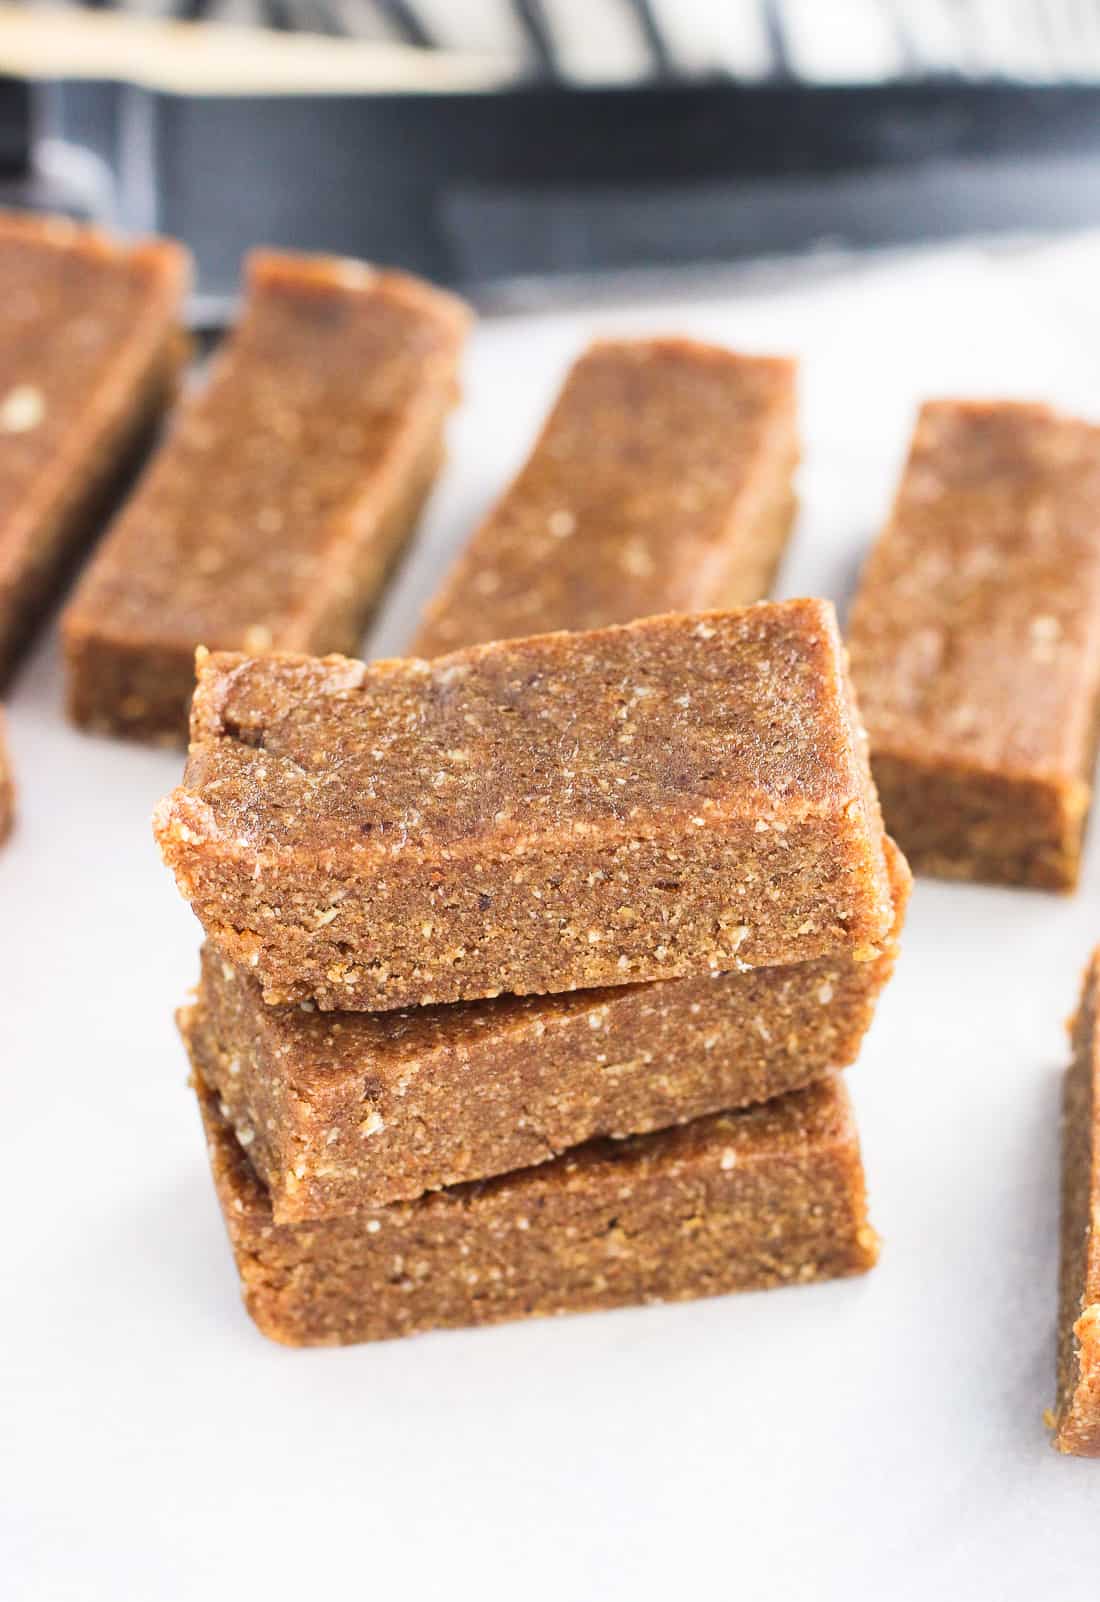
[5,210,1098,1441]
[4,212,1098,1423]
[149,333,908,1345]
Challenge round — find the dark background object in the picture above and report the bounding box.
[23,75,1100,316]
[0,77,30,177]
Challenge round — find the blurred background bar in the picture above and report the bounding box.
[5,1,1100,317]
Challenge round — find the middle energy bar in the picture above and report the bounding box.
[196,837,907,1219]
[155,600,896,1012]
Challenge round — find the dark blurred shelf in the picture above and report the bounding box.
[22,76,1100,313]
[0,77,29,176]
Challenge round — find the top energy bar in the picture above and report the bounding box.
[154,599,895,1011]
[0,209,189,686]
[63,250,471,742]
[412,338,797,656]
[848,400,1100,889]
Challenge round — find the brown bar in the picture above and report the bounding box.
[185,1007,879,1347]
[154,601,896,1012]
[0,708,13,844]
[63,250,471,743]
[253,345,857,1233]
[197,839,906,1218]
[1051,950,1100,1456]
[848,400,1100,890]
[0,210,189,686]
[412,338,798,657]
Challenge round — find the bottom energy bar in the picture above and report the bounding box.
[185,1007,879,1348]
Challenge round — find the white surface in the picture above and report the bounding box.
[4,243,1100,1602]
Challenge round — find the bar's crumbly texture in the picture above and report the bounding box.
[63,250,471,743]
[848,400,1100,890]
[155,600,896,1011]
[1051,950,1100,1455]
[197,839,907,1218]
[185,1009,879,1347]
[412,338,798,657]
[0,210,190,687]
[0,709,13,844]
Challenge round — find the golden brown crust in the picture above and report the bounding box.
[196,838,908,1218]
[412,338,798,657]
[1052,950,1100,1455]
[848,399,1100,890]
[62,250,471,742]
[154,601,896,1011]
[0,208,190,687]
[186,1013,879,1347]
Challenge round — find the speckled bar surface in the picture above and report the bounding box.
[195,838,906,1219]
[185,1008,879,1348]
[412,337,798,657]
[848,400,1100,889]
[63,250,471,743]
[154,600,896,1012]
[1051,950,1100,1456]
[0,209,189,687]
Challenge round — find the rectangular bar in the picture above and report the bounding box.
[848,400,1100,890]
[0,210,189,686]
[1051,950,1100,1456]
[411,338,798,657]
[185,1008,879,1347]
[63,250,471,743]
[0,709,12,845]
[154,600,896,1011]
[197,839,906,1218]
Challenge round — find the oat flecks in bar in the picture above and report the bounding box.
[1051,950,1100,1456]
[196,840,907,1218]
[0,209,190,686]
[63,249,471,743]
[0,708,13,844]
[154,600,895,1012]
[184,1009,879,1348]
[413,338,798,656]
[848,399,1100,890]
